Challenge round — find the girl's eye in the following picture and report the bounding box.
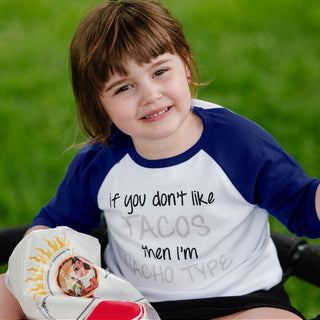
[115,84,131,95]
[154,68,168,77]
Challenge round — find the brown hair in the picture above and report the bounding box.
[70,0,199,146]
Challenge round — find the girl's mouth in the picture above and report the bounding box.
[142,107,171,121]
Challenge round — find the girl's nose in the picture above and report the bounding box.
[140,82,162,106]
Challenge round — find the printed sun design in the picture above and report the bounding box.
[25,233,70,300]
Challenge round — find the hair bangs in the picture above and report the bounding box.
[99,8,177,85]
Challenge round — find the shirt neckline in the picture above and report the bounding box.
[127,107,209,168]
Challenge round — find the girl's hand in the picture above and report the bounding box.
[24,225,51,237]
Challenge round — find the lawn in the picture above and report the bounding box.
[1,0,320,318]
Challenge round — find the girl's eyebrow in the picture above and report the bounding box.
[105,78,127,92]
[152,57,171,69]
[104,57,172,92]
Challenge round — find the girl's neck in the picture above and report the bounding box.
[132,111,203,160]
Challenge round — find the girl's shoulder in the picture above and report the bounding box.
[191,99,224,111]
[68,140,129,179]
[192,99,273,144]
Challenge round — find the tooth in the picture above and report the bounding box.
[145,108,168,119]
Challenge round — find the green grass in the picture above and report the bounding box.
[1,0,320,318]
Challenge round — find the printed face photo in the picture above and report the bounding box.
[57,256,98,297]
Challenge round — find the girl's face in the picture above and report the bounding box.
[100,53,200,158]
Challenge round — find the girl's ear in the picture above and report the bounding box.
[184,57,192,83]
[180,51,194,84]
[186,65,192,83]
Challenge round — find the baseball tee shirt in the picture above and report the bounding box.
[31,99,320,302]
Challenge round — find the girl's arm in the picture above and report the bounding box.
[0,225,51,319]
[0,273,25,319]
[316,184,320,221]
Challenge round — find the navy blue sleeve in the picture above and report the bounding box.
[203,108,320,238]
[30,145,106,234]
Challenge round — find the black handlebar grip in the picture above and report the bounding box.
[292,242,320,286]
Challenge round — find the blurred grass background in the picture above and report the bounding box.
[1,0,320,317]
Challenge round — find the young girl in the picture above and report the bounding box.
[1,0,320,319]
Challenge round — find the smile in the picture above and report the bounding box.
[143,107,170,120]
